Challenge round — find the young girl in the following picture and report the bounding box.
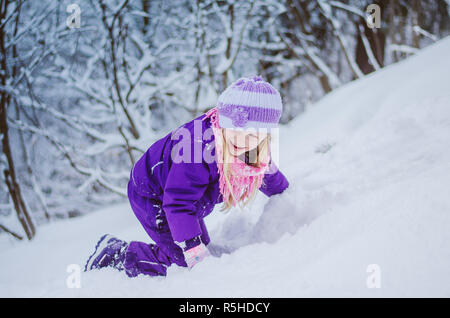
[84,75,289,278]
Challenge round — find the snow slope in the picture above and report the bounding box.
[1,37,450,297]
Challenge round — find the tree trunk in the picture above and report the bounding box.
[0,0,36,240]
[141,0,150,35]
[411,0,421,49]
[355,20,385,74]
[389,0,399,62]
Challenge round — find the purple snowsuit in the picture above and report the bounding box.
[125,112,289,277]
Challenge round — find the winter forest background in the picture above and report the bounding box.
[0,0,449,241]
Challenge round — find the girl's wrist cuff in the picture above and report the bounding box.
[177,235,202,252]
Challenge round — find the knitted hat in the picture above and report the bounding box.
[217,75,283,130]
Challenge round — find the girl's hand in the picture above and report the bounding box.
[183,243,211,269]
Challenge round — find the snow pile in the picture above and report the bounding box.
[1,37,450,297]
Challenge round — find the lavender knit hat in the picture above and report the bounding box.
[217,75,283,130]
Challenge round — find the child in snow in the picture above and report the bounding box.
[84,75,290,277]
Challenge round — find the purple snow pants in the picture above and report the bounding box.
[124,180,206,277]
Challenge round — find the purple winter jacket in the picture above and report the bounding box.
[129,112,289,245]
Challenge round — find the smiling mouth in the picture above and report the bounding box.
[230,142,245,151]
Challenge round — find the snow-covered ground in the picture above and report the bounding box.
[1,37,450,298]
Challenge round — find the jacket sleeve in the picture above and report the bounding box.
[259,159,289,197]
[162,160,210,243]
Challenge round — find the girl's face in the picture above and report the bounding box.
[223,128,268,157]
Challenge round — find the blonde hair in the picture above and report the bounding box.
[219,129,271,213]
